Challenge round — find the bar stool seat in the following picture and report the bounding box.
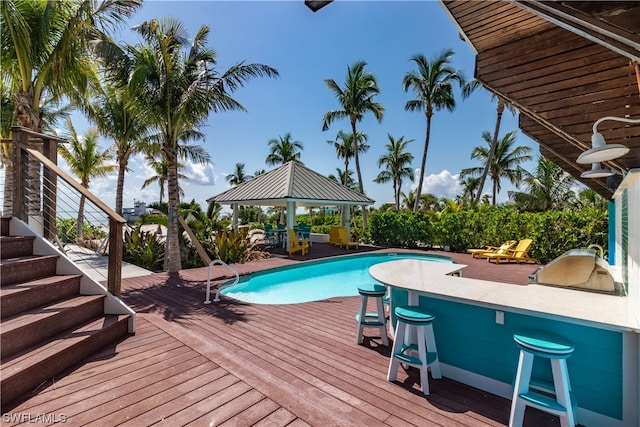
[509,330,577,427]
[355,284,388,346]
[387,305,441,396]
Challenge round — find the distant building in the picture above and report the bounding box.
[123,200,148,222]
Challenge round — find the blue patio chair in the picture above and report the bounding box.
[297,224,312,246]
[263,223,276,246]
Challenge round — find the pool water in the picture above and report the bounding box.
[221,252,453,304]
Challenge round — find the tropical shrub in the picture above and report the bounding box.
[369,211,431,248]
[432,206,608,263]
[212,230,251,264]
[368,206,608,263]
[56,217,107,246]
[122,225,165,272]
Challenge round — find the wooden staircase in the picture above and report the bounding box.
[0,217,133,407]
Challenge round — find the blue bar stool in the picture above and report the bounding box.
[387,305,441,395]
[355,284,389,346]
[509,330,577,427]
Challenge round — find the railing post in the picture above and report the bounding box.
[42,136,57,240]
[11,128,27,221]
[108,219,123,296]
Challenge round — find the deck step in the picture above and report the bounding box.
[0,275,82,319]
[0,235,35,259]
[0,314,131,406]
[1,295,105,359]
[1,217,9,236]
[0,255,59,286]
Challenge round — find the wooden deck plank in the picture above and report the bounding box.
[114,374,242,426]
[11,346,199,413]
[217,397,281,427]
[1,248,564,426]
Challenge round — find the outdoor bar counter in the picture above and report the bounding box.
[369,259,639,427]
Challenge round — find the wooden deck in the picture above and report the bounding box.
[3,245,566,426]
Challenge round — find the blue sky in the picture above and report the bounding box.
[71,0,539,211]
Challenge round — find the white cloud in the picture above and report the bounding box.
[412,169,462,200]
[184,161,216,186]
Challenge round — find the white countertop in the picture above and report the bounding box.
[369,259,640,333]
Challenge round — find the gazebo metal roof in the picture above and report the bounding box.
[207,161,375,208]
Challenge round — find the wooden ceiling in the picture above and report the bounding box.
[441,1,640,198]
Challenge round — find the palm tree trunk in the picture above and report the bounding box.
[475,100,504,204]
[77,194,86,241]
[115,159,126,215]
[15,89,45,217]
[2,153,13,215]
[165,146,182,272]
[351,121,367,228]
[414,112,432,211]
[393,180,399,210]
[492,177,498,206]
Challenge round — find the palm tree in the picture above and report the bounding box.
[575,188,608,211]
[141,156,189,205]
[58,118,115,240]
[2,0,140,218]
[462,79,517,204]
[511,156,576,211]
[328,168,358,191]
[124,18,278,272]
[459,176,480,206]
[400,190,416,211]
[374,134,415,210]
[265,133,303,166]
[88,84,146,215]
[226,163,251,186]
[1,0,140,131]
[403,50,465,211]
[461,131,532,205]
[326,130,369,186]
[323,61,384,228]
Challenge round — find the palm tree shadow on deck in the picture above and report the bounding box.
[121,271,252,325]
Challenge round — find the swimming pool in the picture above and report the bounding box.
[220,252,453,304]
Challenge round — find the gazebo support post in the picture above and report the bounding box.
[232,203,238,233]
[286,200,295,251]
[344,205,351,235]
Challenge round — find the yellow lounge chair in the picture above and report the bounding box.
[337,227,359,250]
[467,240,517,259]
[329,226,343,245]
[287,228,309,256]
[485,238,538,264]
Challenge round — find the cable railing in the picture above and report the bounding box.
[4,126,126,296]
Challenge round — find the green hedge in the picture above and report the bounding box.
[369,211,433,249]
[369,206,608,263]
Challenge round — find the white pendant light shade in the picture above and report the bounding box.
[576,132,630,164]
[580,163,614,179]
[577,116,639,164]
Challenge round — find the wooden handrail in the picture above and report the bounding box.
[178,216,212,265]
[9,126,69,144]
[11,128,125,296]
[19,143,126,224]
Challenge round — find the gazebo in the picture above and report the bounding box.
[207,161,375,246]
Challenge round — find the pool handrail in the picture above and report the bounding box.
[205,259,240,304]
